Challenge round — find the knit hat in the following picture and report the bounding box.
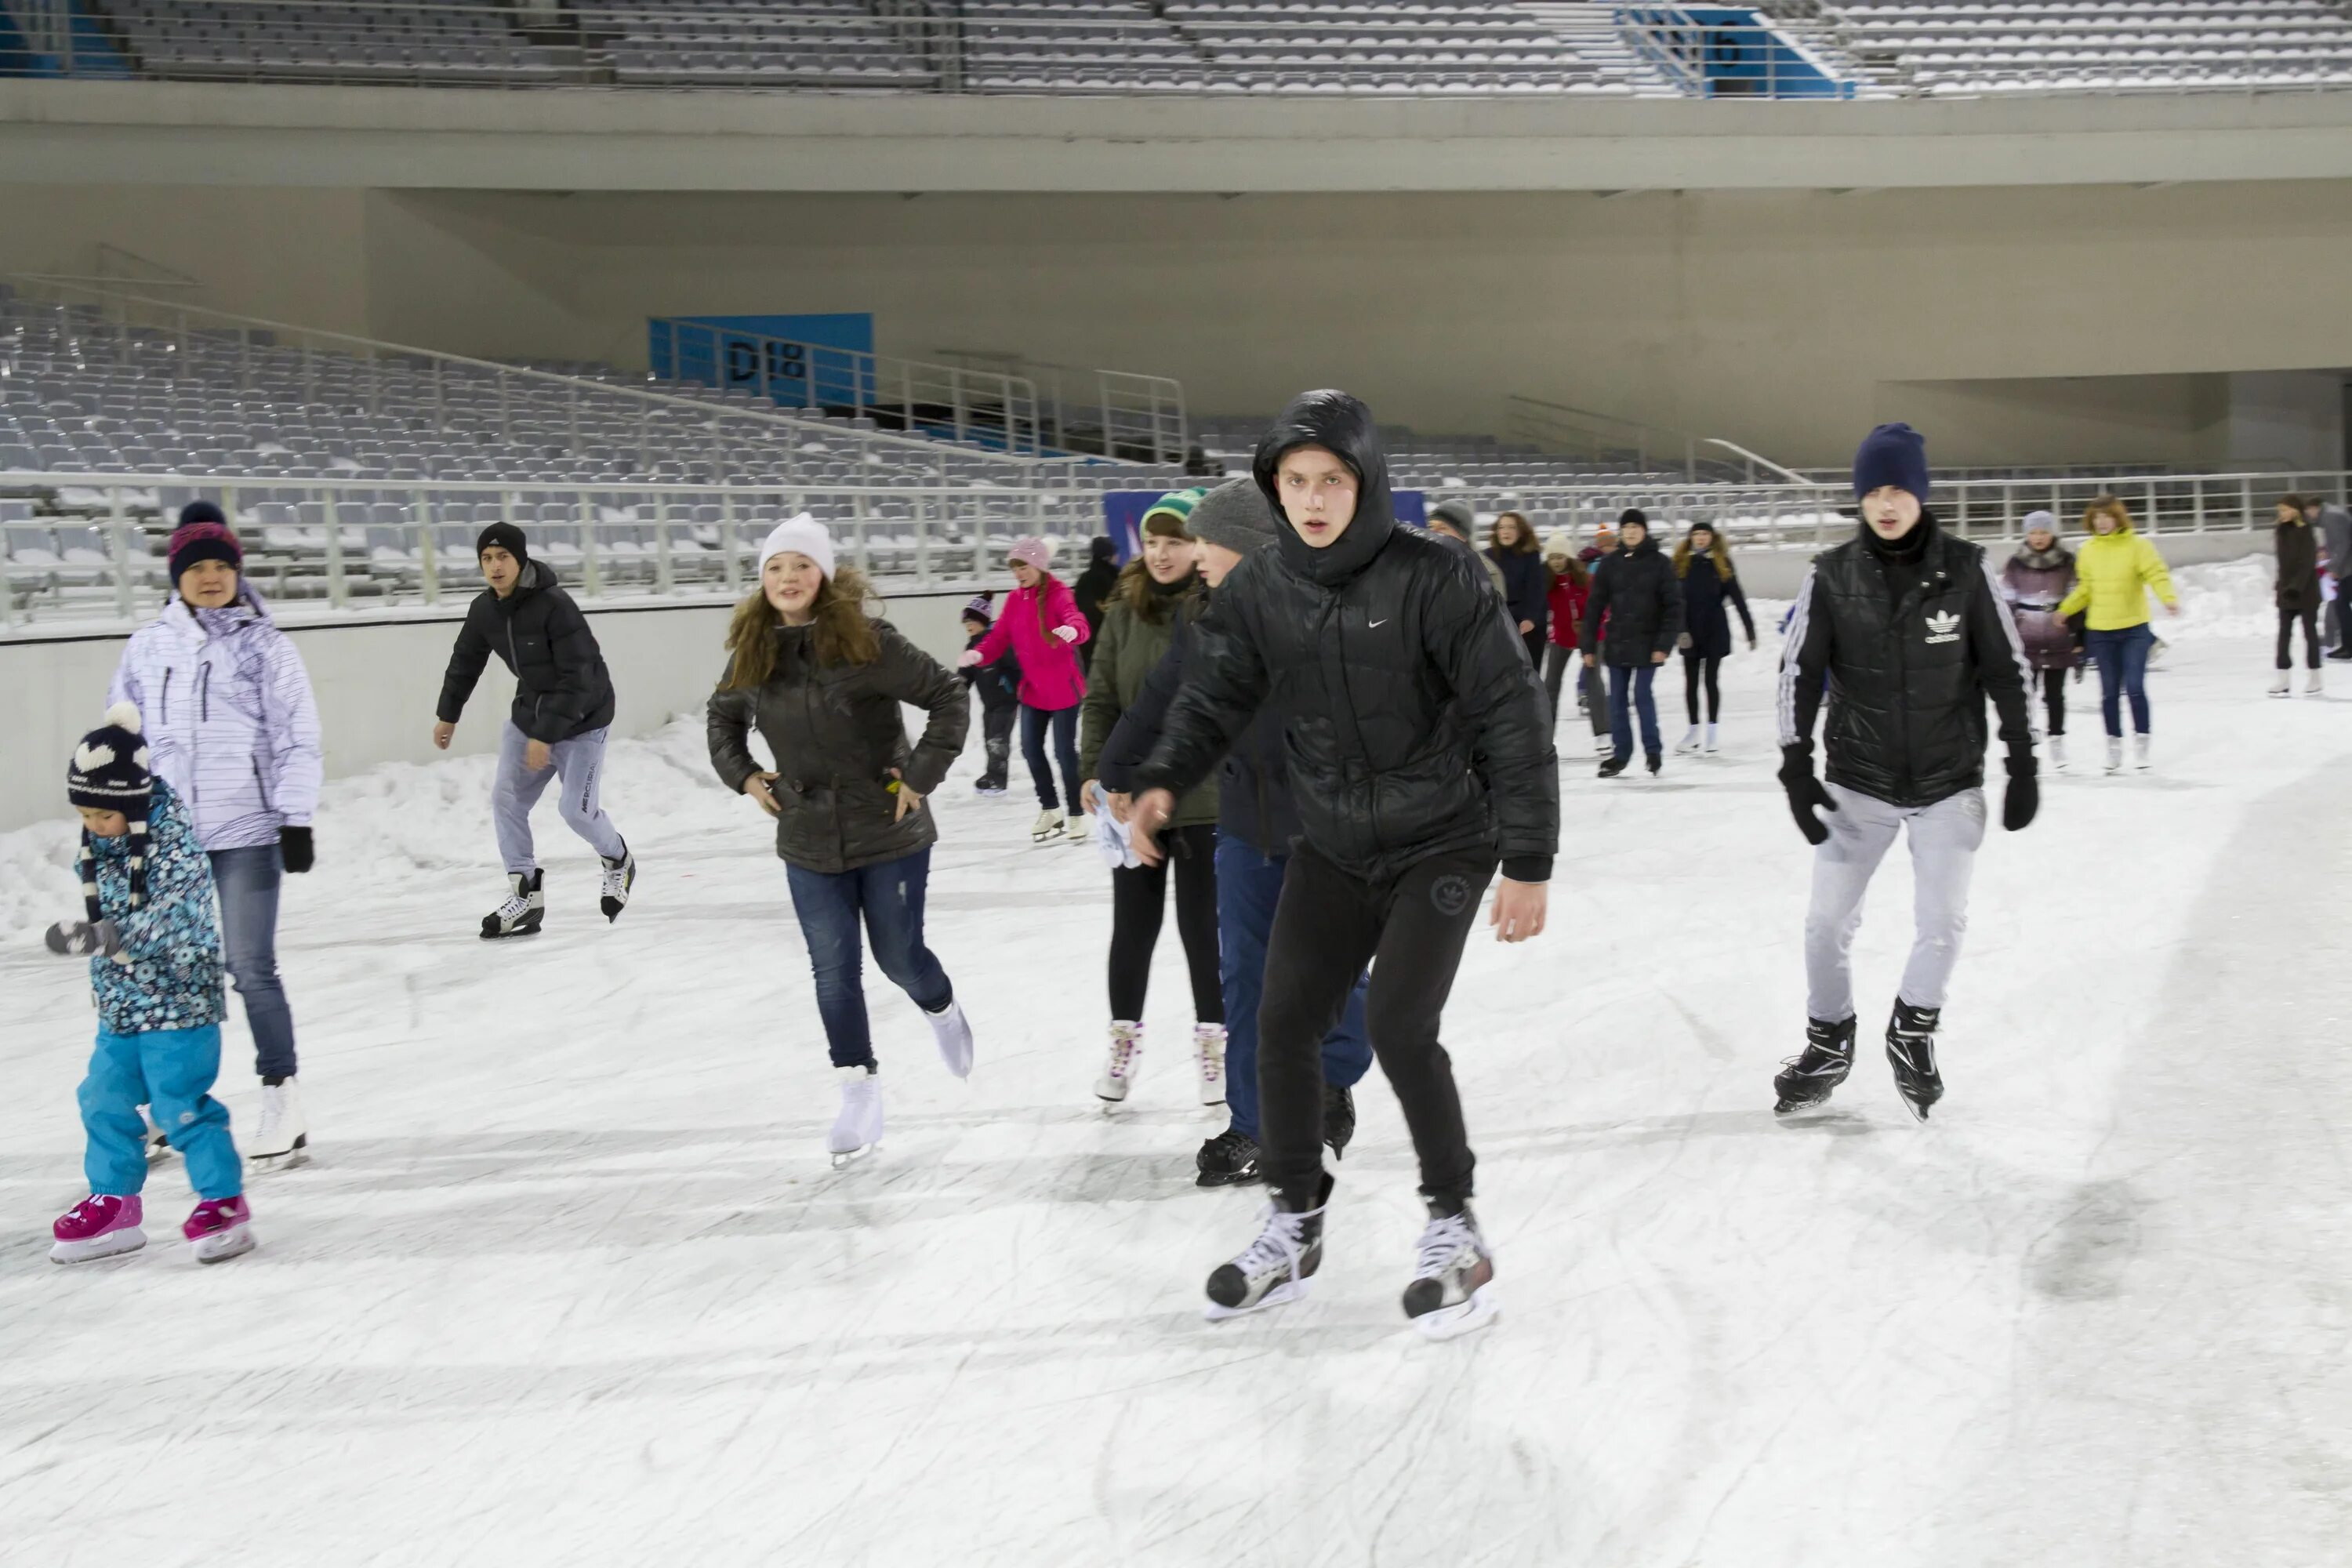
[1543,529,1575,559]
[1617,508,1648,529]
[757,513,835,579]
[1187,475,1279,555]
[962,593,994,627]
[2022,509,2058,535]
[1427,498,1475,533]
[1008,535,1056,572]
[167,503,241,585]
[1853,423,1931,502]
[475,521,530,564]
[1141,487,1208,536]
[67,701,154,923]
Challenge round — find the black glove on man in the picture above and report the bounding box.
[2002,752,2039,832]
[279,825,315,875]
[1777,743,1838,846]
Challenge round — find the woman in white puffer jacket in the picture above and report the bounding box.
[110,503,323,1170]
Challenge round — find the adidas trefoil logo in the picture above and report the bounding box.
[1923,610,1962,645]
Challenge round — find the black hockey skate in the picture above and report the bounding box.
[1204,1174,1331,1319]
[599,848,636,923]
[1886,1000,1944,1121]
[481,869,546,940]
[1403,1201,1498,1340]
[1323,1083,1356,1161]
[1195,1129,1262,1188]
[1773,1016,1857,1116]
[1597,754,1630,779]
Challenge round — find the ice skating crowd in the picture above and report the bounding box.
[35,391,2350,1338]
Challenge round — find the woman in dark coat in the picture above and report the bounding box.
[707,517,973,1167]
[2000,510,2080,768]
[1486,510,1549,670]
[2274,495,2325,693]
[1671,521,1756,754]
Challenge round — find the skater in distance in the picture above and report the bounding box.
[1127,389,1558,1339]
[1773,423,2038,1123]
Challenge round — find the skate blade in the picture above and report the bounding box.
[1410,1283,1500,1341]
[145,1142,176,1165]
[1896,1094,1936,1124]
[1773,1099,1838,1120]
[829,1144,880,1170]
[1193,1169,1264,1189]
[1094,1090,1130,1112]
[249,1145,311,1173]
[191,1225,255,1265]
[1203,1277,1310,1322]
[50,1227,147,1264]
[479,927,543,941]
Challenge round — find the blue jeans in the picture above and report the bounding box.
[1608,662,1663,760]
[80,1024,241,1200]
[1020,704,1082,811]
[1214,832,1373,1142]
[2084,623,2155,737]
[210,844,296,1080]
[786,847,954,1069]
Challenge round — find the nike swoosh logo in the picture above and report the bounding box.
[1369,619,1388,629]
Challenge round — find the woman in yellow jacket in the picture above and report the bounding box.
[2056,495,2179,773]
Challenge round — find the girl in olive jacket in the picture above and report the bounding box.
[706,517,973,1165]
[1078,500,1224,1108]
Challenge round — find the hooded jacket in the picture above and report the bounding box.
[2276,514,2322,612]
[967,575,1090,710]
[706,618,968,877]
[1130,390,1559,884]
[1548,571,1588,651]
[110,586,324,852]
[1580,536,1683,667]
[436,560,618,743]
[1779,516,2036,809]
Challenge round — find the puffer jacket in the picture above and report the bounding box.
[1548,572,1588,650]
[1780,517,2036,809]
[1581,537,1683,667]
[2001,543,2079,671]
[87,779,225,1035]
[2276,517,2322,612]
[436,560,618,743]
[706,618,968,877]
[2056,528,2177,631]
[968,575,1090,710]
[1131,389,1559,884]
[109,589,323,852]
[1080,573,1218,829]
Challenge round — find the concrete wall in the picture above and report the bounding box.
[0,586,981,833]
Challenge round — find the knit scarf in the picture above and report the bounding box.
[78,819,150,928]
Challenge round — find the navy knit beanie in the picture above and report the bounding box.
[475,521,529,564]
[1853,423,1930,502]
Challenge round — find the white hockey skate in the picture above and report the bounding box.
[828,1066,884,1167]
[1204,1175,1332,1321]
[481,869,545,939]
[248,1078,310,1173]
[926,999,975,1080]
[1403,1205,1499,1341]
[1096,1022,1142,1105]
[599,848,637,923]
[1193,1023,1227,1106]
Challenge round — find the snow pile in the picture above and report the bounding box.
[2167,556,2292,641]
[0,818,82,943]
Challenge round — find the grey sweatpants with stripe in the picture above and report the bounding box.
[1804,782,1987,1023]
[493,721,628,875]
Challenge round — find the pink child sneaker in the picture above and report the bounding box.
[51,1194,147,1264]
[182,1196,256,1265]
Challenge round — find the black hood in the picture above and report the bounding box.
[1254,389,1396,586]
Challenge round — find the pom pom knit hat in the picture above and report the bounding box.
[67,701,154,922]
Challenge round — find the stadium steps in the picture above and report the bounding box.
[1517,2,1687,96]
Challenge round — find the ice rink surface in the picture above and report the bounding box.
[1,559,2346,1568]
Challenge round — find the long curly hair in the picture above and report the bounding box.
[1672,525,1735,581]
[720,564,881,689]
[1490,510,1539,554]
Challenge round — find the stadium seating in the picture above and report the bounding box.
[91,0,570,84]
[1812,1,2352,95]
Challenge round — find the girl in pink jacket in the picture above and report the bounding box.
[962,538,1091,842]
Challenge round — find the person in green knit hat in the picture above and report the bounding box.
[1079,488,1225,1109]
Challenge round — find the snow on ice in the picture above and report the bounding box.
[0,558,2345,1567]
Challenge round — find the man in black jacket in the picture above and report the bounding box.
[1773,423,2036,1122]
[1127,390,1556,1338]
[1097,476,1377,1191]
[1072,535,1121,676]
[1580,510,1682,778]
[433,522,633,938]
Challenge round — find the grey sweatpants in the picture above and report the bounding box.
[1804,782,1987,1022]
[493,721,628,875]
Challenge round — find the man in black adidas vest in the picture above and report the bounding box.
[1772,423,2038,1121]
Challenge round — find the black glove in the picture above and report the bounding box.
[2002,753,2039,832]
[1777,743,1837,846]
[279,825,315,874]
[44,918,122,958]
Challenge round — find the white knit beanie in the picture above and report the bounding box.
[757,513,835,579]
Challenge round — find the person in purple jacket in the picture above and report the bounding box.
[2000,510,2081,771]
[110,503,323,1172]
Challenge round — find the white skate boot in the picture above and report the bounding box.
[1591,734,1612,760]
[1703,723,1720,754]
[2048,735,2069,773]
[1193,1022,1227,1106]
[1096,1022,1142,1105]
[2307,669,2325,695]
[828,1066,884,1167]
[1675,725,1703,755]
[1403,1203,1499,1341]
[2132,732,2153,771]
[1204,1174,1332,1320]
[248,1078,310,1172]
[2269,672,2292,698]
[2103,737,2124,775]
[1030,809,1065,844]
[926,999,974,1080]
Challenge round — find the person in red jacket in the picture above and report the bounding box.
[1544,533,1609,757]
[961,536,1091,842]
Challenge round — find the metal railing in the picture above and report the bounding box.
[932,351,1189,466]
[3,272,1095,491]
[1617,8,1860,98]
[3,466,2321,637]
[1507,395,1719,481]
